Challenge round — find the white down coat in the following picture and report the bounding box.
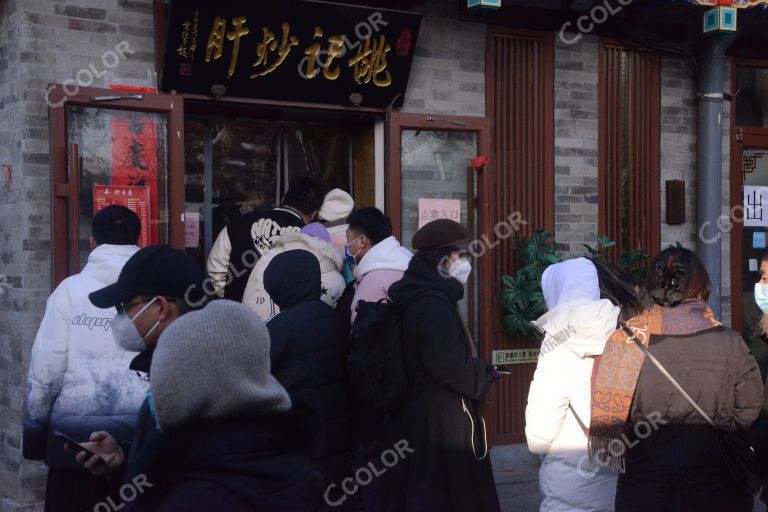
[242,232,345,320]
[525,258,621,512]
[23,244,148,468]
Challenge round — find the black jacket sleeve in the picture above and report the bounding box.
[414,300,495,400]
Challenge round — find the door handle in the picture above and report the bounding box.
[67,143,80,272]
[90,95,144,102]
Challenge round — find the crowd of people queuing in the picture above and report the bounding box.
[20,178,768,512]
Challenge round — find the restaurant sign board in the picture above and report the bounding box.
[161,0,422,108]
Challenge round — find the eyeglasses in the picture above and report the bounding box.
[115,298,149,315]
[116,296,177,315]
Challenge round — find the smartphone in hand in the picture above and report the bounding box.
[54,430,99,459]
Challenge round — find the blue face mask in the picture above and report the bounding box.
[345,235,363,262]
[342,250,356,285]
[755,283,768,314]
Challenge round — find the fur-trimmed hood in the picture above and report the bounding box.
[271,232,343,273]
[760,314,768,338]
[242,233,346,321]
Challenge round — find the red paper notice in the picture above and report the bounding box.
[93,185,151,248]
[111,111,159,244]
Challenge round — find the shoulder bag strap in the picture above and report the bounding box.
[619,323,717,429]
[569,403,590,437]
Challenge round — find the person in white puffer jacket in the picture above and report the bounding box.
[242,222,345,321]
[23,205,149,512]
[526,257,631,512]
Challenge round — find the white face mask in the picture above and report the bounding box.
[111,297,161,352]
[448,257,472,284]
[755,283,768,314]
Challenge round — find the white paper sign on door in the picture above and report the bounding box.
[418,199,461,229]
[184,212,200,248]
[744,186,768,227]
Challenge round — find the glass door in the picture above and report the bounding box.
[398,129,479,333]
[732,61,768,376]
[182,108,378,266]
[389,112,492,357]
[50,86,184,286]
[736,139,768,377]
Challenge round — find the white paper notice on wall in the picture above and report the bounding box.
[185,212,200,248]
[418,199,461,229]
[750,259,759,272]
[744,186,768,227]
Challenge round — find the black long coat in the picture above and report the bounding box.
[264,249,352,486]
[374,256,500,512]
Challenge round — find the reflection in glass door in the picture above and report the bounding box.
[183,113,378,266]
[67,106,170,271]
[740,147,768,374]
[399,130,480,340]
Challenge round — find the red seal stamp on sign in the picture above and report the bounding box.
[397,28,412,56]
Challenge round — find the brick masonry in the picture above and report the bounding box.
[0,0,155,509]
[402,0,485,116]
[552,38,733,327]
[553,35,600,257]
[660,54,699,251]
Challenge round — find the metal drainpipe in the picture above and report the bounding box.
[697,33,735,320]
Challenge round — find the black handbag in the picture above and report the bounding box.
[620,324,767,495]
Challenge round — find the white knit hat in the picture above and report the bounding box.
[150,300,291,428]
[317,188,354,222]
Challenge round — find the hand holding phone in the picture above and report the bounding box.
[75,431,126,476]
[54,430,99,458]
[56,430,124,476]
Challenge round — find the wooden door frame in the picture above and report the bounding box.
[49,85,186,288]
[729,56,768,333]
[386,111,497,440]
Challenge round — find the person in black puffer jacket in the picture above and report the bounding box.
[374,220,500,512]
[264,249,352,497]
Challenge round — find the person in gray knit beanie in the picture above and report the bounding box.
[150,299,292,429]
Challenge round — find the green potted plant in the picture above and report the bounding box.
[500,230,562,339]
[582,233,649,281]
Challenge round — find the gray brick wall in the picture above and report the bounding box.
[660,55,698,251]
[402,0,485,116]
[553,35,600,257]
[0,1,31,509]
[0,0,155,509]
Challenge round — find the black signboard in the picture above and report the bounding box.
[161,0,422,108]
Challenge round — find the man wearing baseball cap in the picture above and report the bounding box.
[67,245,206,478]
[89,245,206,369]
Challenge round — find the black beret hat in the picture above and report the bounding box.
[412,219,468,252]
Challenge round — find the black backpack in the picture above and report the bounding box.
[347,299,409,412]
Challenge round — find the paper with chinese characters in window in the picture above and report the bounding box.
[417,199,461,229]
[744,186,768,227]
[111,111,159,244]
[93,185,151,248]
[185,212,200,248]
